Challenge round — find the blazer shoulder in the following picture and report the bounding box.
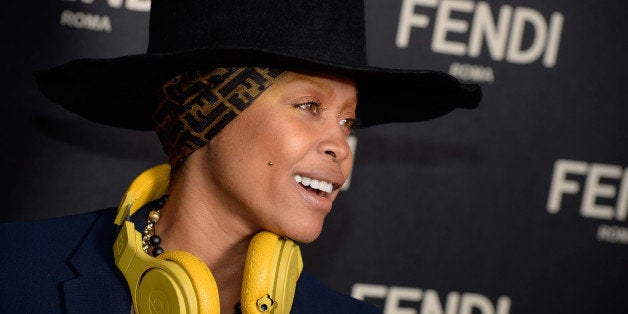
[0,208,119,312]
[293,271,382,313]
[0,208,120,273]
[1,208,114,249]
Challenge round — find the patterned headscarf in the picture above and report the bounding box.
[153,67,284,166]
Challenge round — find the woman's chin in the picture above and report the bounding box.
[276,219,325,244]
[290,228,323,244]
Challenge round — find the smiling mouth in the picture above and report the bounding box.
[294,175,333,197]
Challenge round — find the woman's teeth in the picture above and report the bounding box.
[294,175,333,193]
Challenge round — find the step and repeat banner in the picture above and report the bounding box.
[2,1,627,313]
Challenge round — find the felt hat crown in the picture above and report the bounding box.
[35,0,482,130]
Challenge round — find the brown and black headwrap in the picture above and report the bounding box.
[153,67,284,166]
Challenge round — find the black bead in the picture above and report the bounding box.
[150,235,161,246]
[152,246,164,257]
[234,302,242,314]
[156,195,168,208]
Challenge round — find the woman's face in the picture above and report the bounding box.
[202,71,357,243]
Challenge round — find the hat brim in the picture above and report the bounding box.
[34,47,481,130]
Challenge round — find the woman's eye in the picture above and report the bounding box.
[339,118,357,130]
[296,101,321,114]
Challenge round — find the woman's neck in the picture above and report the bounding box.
[156,180,254,313]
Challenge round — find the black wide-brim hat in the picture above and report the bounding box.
[35,0,481,130]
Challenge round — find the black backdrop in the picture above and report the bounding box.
[2,1,627,313]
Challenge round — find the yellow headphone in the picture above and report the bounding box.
[113,164,303,313]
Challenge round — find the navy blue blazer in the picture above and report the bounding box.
[0,207,381,313]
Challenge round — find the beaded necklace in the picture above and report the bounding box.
[141,195,167,256]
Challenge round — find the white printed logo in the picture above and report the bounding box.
[352,283,511,314]
[395,0,565,83]
[62,0,150,11]
[60,10,112,32]
[59,0,150,33]
[341,135,357,191]
[547,159,628,244]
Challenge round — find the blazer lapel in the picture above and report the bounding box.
[62,208,132,313]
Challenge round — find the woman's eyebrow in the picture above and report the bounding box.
[288,76,334,95]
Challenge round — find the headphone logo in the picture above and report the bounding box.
[148,290,168,314]
[114,230,126,257]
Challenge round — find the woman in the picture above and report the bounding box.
[0,0,481,313]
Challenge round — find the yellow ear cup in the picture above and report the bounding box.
[135,262,198,314]
[157,251,221,314]
[241,231,303,314]
[114,221,220,314]
[114,221,197,313]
